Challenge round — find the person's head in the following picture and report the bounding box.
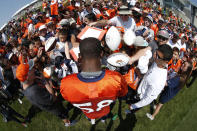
[29,49,37,58]
[118,6,131,22]
[133,36,149,51]
[157,30,169,45]
[158,18,164,27]
[152,10,158,19]
[83,13,97,25]
[172,47,180,61]
[144,15,153,27]
[132,8,142,20]
[39,25,47,37]
[71,0,75,6]
[85,1,92,12]
[179,61,192,80]
[33,37,42,49]
[58,19,70,29]
[58,29,68,42]
[79,37,102,60]
[172,33,179,43]
[47,21,55,32]
[168,22,175,30]
[37,15,44,23]
[181,36,187,44]
[154,44,173,67]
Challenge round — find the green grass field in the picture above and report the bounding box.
[0,80,197,131]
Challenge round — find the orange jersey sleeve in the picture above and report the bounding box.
[60,70,127,119]
[124,68,139,90]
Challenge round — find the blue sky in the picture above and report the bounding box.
[0,0,33,28]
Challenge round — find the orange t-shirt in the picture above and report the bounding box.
[42,2,48,9]
[151,24,159,37]
[35,22,45,30]
[60,70,128,119]
[168,59,182,72]
[67,5,75,11]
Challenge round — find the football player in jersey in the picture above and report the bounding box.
[60,37,128,124]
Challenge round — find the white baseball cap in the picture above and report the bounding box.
[39,25,47,31]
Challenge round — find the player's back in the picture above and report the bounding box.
[60,70,127,119]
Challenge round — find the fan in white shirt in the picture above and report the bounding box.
[166,33,179,49]
[89,5,136,32]
[130,44,173,110]
[176,36,187,51]
[80,1,101,21]
[109,15,136,32]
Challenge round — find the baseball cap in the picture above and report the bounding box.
[118,6,132,15]
[157,30,169,39]
[132,7,141,14]
[50,50,63,60]
[69,18,76,26]
[6,52,14,60]
[39,25,47,31]
[145,15,153,23]
[158,18,164,22]
[58,19,69,26]
[134,36,149,47]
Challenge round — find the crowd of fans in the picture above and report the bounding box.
[0,0,197,128]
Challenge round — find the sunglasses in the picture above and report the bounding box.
[85,5,91,7]
[120,15,129,17]
[157,36,168,41]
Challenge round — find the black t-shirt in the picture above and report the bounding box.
[23,84,54,110]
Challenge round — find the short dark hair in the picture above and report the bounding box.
[172,47,180,54]
[79,37,102,58]
[85,13,97,22]
[158,44,173,61]
[58,29,68,36]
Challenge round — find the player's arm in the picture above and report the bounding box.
[89,20,110,27]
[129,46,151,65]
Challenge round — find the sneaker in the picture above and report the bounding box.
[18,98,23,104]
[64,120,77,127]
[90,119,95,125]
[21,123,28,127]
[3,117,8,122]
[125,109,132,114]
[101,119,105,123]
[146,113,154,120]
[154,105,157,110]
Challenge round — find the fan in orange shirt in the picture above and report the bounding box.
[168,47,182,73]
[35,15,46,30]
[42,0,48,12]
[50,0,58,16]
[66,0,76,11]
[60,38,128,124]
